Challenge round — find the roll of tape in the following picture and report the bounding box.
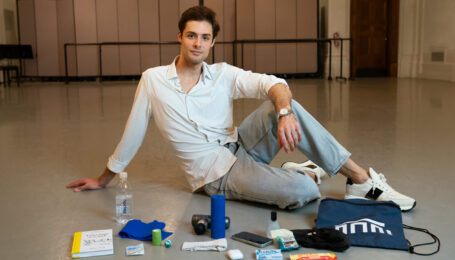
[152,229,162,246]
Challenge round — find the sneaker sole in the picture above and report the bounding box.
[281,161,325,185]
[281,161,318,169]
[344,194,416,212]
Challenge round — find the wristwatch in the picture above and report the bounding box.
[278,108,293,119]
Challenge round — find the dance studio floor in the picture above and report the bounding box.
[0,77,452,259]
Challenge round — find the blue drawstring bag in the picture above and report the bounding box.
[315,198,440,255]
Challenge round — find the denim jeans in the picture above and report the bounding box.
[203,100,351,209]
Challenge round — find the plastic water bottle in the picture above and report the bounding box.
[266,211,280,238]
[116,172,133,224]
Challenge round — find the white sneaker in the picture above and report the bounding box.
[345,168,416,211]
[281,160,327,185]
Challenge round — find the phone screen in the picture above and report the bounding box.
[231,232,273,247]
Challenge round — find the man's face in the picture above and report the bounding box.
[178,20,215,65]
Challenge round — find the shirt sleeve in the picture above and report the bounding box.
[228,64,289,99]
[107,75,153,173]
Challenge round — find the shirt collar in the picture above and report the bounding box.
[166,56,179,80]
[201,61,213,82]
[166,56,213,82]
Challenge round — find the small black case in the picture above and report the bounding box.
[291,228,350,252]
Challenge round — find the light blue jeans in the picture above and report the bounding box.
[204,100,351,209]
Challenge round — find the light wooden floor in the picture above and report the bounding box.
[0,77,452,259]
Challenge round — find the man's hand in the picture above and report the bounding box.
[66,168,116,192]
[277,114,302,153]
[66,178,105,192]
[267,83,302,152]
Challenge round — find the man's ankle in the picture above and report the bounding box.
[351,174,369,184]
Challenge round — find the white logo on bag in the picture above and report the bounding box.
[334,218,393,236]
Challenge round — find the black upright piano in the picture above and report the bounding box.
[0,44,33,86]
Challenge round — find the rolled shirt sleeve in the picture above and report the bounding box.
[229,65,289,99]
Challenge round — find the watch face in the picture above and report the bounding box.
[279,108,289,115]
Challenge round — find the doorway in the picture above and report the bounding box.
[350,0,399,77]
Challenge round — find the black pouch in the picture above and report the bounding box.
[291,228,350,252]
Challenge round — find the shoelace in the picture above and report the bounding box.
[371,171,396,193]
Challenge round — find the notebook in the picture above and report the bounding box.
[71,229,114,258]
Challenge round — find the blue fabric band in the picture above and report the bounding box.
[119,219,173,242]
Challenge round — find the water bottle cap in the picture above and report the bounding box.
[271,211,277,221]
[120,172,128,180]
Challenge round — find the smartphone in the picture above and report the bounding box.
[231,231,273,248]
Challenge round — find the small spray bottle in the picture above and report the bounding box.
[266,211,280,238]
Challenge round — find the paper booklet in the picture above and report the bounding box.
[71,229,114,258]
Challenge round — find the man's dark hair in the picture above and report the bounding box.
[178,6,220,38]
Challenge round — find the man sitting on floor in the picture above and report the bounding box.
[67,6,415,211]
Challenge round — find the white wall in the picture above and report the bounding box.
[420,0,455,82]
[322,0,455,82]
[0,0,18,83]
[397,0,421,79]
[0,1,5,44]
[321,0,351,79]
[398,0,455,82]
[0,0,18,44]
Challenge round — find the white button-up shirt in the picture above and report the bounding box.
[107,57,288,191]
